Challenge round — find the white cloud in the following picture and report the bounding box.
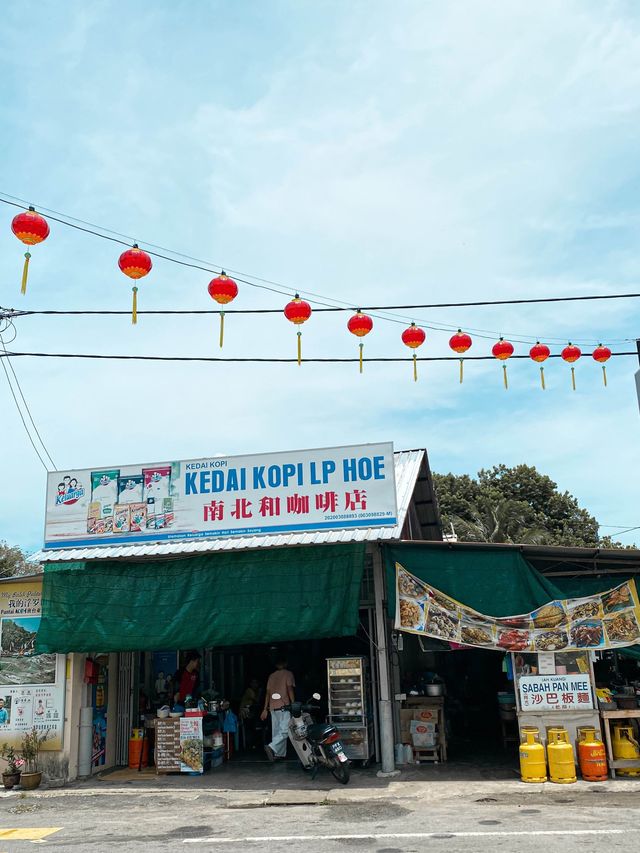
[1,0,640,550]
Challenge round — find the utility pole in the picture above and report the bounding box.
[636,340,640,415]
[372,545,399,775]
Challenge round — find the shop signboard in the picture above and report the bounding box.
[518,674,594,711]
[179,717,203,774]
[0,579,65,750]
[43,442,398,549]
[395,563,640,653]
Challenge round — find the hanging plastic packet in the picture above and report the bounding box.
[129,503,147,533]
[113,505,131,534]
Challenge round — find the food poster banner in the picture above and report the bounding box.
[179,717,203,774]
[395,563,640,653]
[0,580,65,749]
[44,442,398,549]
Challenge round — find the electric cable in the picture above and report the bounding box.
[0,350,634,363]
[2,304,636,348]
[0,322,57,469]
[4,294,640,315]
[2,193,640,345]
[0,341,49,471]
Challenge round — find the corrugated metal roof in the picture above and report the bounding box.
[35,449,428,563]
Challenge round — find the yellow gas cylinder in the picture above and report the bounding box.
[612,723,640,777]
[547,727,577,784]
[519,727,547,783]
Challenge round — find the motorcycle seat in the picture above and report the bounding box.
[306,722,336,742]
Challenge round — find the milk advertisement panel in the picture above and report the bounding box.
[44,442,398,549]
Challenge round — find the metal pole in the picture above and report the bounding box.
[372,544,398,775]
[635,340,640,415]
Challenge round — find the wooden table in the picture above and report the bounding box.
[600,710,640,779]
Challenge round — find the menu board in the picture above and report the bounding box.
[179,717,203,774]
[395,562,640,652]
[155,718,181,773]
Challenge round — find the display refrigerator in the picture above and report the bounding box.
[326,656,374,765]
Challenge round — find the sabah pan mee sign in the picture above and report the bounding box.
[395,563,640,652]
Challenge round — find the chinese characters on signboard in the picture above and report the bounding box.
[518,674,594,711]
[0,580,65,750]
[44,443,398,549]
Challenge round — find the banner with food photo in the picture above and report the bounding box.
[394,563,640,652]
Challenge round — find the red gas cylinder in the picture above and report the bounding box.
[578,728,608,781]
[128,737,149,769]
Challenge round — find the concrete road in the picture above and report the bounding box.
[0,786,639,851]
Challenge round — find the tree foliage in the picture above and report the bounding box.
[0,543,38,578]
[433,464,624,548]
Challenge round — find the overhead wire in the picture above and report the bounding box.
[0,350,635,363]
[0,318,57,468]
[0,322,55,471]
[1,193,639,345]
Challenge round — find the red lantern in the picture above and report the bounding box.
[347,310,373,373]
[561,343,581,390]
[492,337,514,390]
[284,294,312,365]
[449,329,472,383]
[529,341,550,390]
[11,206,50,295]
[401,323,426,382]
[118,244,152,324]
[208,272,238,348]
[592,344,611,387]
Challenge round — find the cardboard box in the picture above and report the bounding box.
[413,709,438,723]
[400,709,414,743]
[410,720,436,748]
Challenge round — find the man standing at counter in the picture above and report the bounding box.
[261,659,295,761]
[175,651,201,704]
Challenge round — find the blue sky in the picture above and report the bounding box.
[1,0,640,552]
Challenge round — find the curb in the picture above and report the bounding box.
[4,777,640,807]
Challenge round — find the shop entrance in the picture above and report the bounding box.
[117,608,379,774]
[397,634,517,769]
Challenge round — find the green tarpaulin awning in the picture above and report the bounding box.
[36,543,365,653]
[383,543,564,617]
[383,543,640,657]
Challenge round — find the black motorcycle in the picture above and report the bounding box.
[271,692,351,784]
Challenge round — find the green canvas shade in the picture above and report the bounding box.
[36,543,365,653]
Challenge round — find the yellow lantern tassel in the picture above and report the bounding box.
[503,364,508,390]
[571,366,576,391]
[132,286,138,325]
[602,365,607,387]
[297,331,302,366]
[413,353,418,382]
[459,359,464,384]
[359,343,364,374]
[20,252,31,295]
[219,312,225,348]
[540,367,546,390]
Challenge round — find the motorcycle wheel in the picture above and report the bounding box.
[328,755,350,785]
